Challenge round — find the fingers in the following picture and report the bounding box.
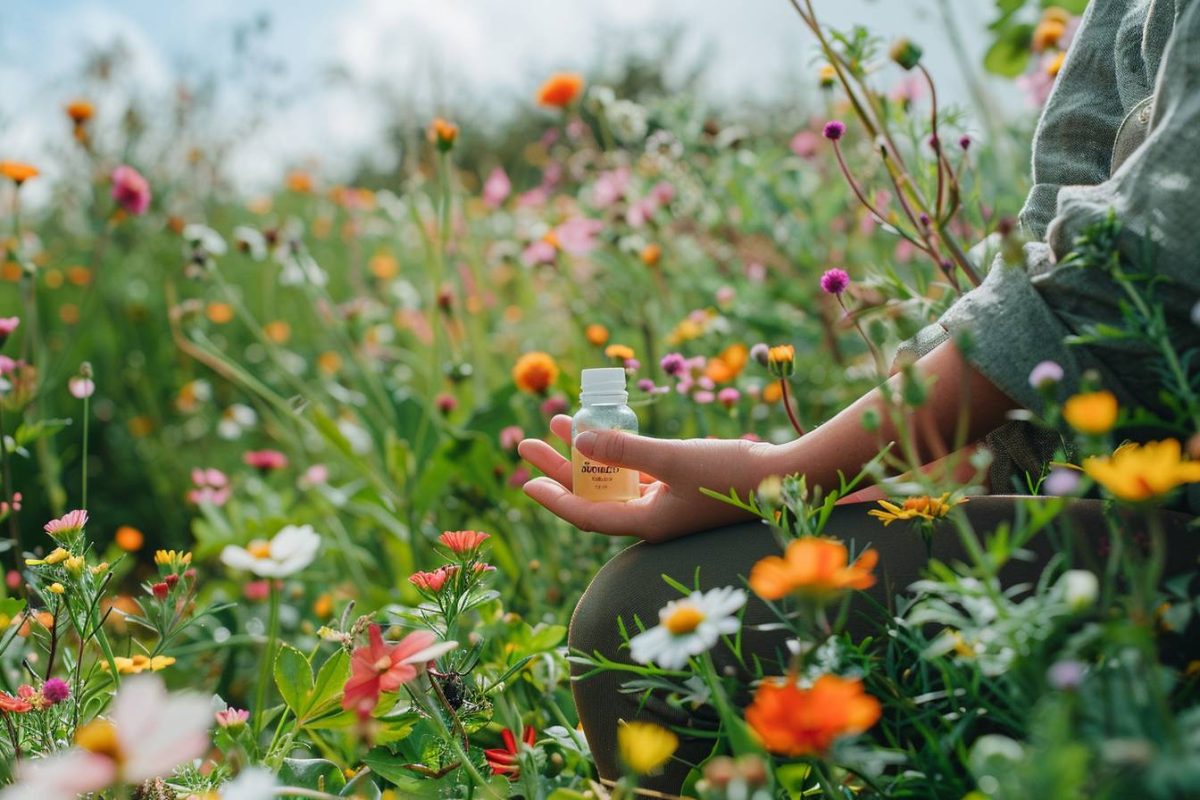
[572,429,684,476]
[522,477,656,536]
[517,438,572,489]
[549,414,573,445]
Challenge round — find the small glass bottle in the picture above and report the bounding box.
[572,367,640,502]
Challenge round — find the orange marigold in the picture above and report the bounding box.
[706,344,749,384]
[513,352,560,394]
[745,675,881,757]
[66,100,95,124]
[114,525,144,552]
[585,324,609,347]
[749,538,877,600]
[605,344,635,362]
[537,73,585,108]
[0,161,39,185]
[428,117,459,151]
[285,170,314,194]
[640,243,662,267]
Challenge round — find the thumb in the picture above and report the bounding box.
[573,429,680,475]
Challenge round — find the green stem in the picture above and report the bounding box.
[254,584,281,738]
[81,394,89,511]
[0,407,19,577]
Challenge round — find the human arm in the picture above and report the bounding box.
[519,340,1017,542]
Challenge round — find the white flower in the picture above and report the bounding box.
[233,226,268,261]
[217,404,258,440]
[182,224,227,256]
[221,524,320,577]
[2,675,210,800]
[607,99,648,144]
[1059,569,1098,611]
[629,586,746,669]
[221,767,277,800]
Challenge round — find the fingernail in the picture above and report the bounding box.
[574,431,596,454]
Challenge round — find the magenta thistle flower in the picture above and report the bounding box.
[959,135,972,151]
[42,678,70,704]
[819,268,851,296]
[822,120,846,141]
[660,353,687,377]
[44,509,88,539]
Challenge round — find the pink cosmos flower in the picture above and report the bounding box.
[483,168,511,208]
[110,165,152,215]
[68,377,95,399]
[342,625,455,719]
[215,708,250,728]
[44,509,88,539]
[243,450,288,471]
[439,530,490,555]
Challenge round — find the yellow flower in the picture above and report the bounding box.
[604,344,635,362]
[868,493,965,526]
[1062,390,1118,435]
[47,583,65,595]
[617,721,678,776]
[767,345,795,378]
[155,549,192,569]
[45,547,71,565]
[1082,439,1200,502]
[64,556,85,575]
[90,562,109,576]
[102,655,176,674]
[818,64,837,88]
[0,161,39,185]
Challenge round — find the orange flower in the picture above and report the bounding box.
[264,320,291,344]
[66,266,92,286]
[585,324,609,347]
[115,525,144,552]
[640,243,662,267]
[370,252,399,280]
[0,161,39,185]
[761,382,783,404]
[65,100,95,125]
[318,351,343,376]
[285,170,314,194]
[705,344,749,384]
[1063,390,1118,435]
[206,302,234,324]
[749,538,877,601]
[1032,18,1066,52]
[1046,51,1067,77]
[513,352,560,394]
[428,118,459,151]
[745,675,881,757]
[537,73,585,108]
[605,344,635,362]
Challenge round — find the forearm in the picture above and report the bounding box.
[762,340,1018,491]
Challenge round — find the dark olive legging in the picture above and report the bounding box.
[567,497,1199,795]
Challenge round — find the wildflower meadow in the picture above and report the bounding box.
[0,0,1198,798]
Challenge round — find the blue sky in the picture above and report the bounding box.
[0,0,1007,191]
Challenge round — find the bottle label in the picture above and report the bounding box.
[572,447,639,502]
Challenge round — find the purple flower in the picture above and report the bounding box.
[42,678,69,704]
[959,135,972,151]
[482,167,511,209]
[820,268,850,296]
[624,358,640,372]
[1047,660,1086,691]
[1043,468,1081,497]
[822,120,846,141]
[660,353,687,377]
[637,379,656,393]
[0,317,18,348]
[110,165,152,215]
[693,390,715,405]
[1028,360,1064,389]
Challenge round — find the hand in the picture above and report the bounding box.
[517,415,781,542]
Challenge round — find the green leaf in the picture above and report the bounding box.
[302,650,350,722]
[984,23,1034,77]
[14,419,71,448]
[277,758,347,792]
[274,643,314,715]
[0,598,25,619]
[363,747,428,788]
[340,767,382,799]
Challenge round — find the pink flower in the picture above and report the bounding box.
[439,530,490,555]
[243,449,288,471]
[521,238,557,267]
[516,186,550,208]
[243,580,271,602]
[42,678,69,704]
[342,625,455,719]
[110,165,152,215]
[693,390,715,404]
[68,377,95,399]
[660,353,687,377]
[718,388,740,408]
[436,393,458,414]
[215,707,249,728]
[0,356,19,376]
[820,268,850,295]
[409,567,454,593]
[483,168,511,208]
[188,468,230,506]
[44,509,88,539]
[299,464,329,488]
[649,181,675,206]
[790,130,820,159]
[746,262,767,283]
[822,120,846,141]
[0,692,32,713]
[715,285,735,305]
[508,466,530,489]
[0,317,18,347]
[499,426,524,451]
[554,218,603,256]
[540,395,568,417]
[591,167,630,208]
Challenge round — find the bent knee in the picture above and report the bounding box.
[569,542,662,663]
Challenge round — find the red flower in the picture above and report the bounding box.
[485,726,536,778]
[342,625,451,719]
[243,450,289,471]
[0,692,32,713]
[438,530,490,555]
[409,566,455,593]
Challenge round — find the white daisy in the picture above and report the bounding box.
[221,524,320,578]
[629,586,747,669]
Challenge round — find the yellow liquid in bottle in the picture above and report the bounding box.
[572,446,640,502]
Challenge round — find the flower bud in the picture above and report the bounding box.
[1060,569,1098,611]
[889,38,924,70]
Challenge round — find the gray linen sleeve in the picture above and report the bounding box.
[938,0,1200,417]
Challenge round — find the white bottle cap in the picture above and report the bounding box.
[580,367,628,403]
